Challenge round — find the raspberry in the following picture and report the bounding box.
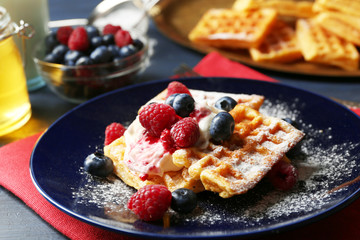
[104,122,126,145]
[56,26,73,45]
[114,29,133,47]
[127,185,172,221]
[166,81,192,98]
[267,160,298,191]
[160,129,177,153]
[68,27,89,51]
[103,24,121,35]
[170,117,200,148]
[139,103,178,137]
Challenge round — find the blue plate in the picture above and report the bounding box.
[30,77,360,239]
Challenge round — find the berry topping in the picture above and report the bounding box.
[127,185,172,221]
[139,103,178,137]
[171,188,197,213]
[84,152,114,177]
[165,93,179,106]
[170,117,200,148]
[210,112,235,143]
[104,122,126,145]
[268,160,298,191]
[171,93,195,118]
[68,27,89,51]
[166,81,191,98]
[215,96,237,112]
[56,26,73,45]
[103,24,122,35]
[115,29,133,47]
[160,129,176,153]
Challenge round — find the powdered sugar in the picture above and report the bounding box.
[72,97,360,233]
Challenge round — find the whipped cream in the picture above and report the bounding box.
[123,89,252,177]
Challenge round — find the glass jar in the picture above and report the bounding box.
[1,0,49,91]
[0,6,32,136]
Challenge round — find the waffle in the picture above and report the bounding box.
[313,0,360,18]
[233,0,315,18]
[104,136,206,192]
[104,88,304,198]
[188,8,277,49]
[313,11,360,46]
[172,104,304,198]
[296,19,359,71]
[249,20,303,62]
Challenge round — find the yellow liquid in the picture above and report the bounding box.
[0,36,31,136]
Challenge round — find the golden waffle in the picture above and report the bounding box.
[104,89,265,193]
[233,0,315,18]
[313,0,360,18]
[249,20,303,62]
[172,104,304,198]
[313,11,360,46]
[105,88,304,198]
[296,19,359,71]
[188,8,277,49]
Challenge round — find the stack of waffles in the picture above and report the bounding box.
[188,0,360,71]
[104,87,305,198]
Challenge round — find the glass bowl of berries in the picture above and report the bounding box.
[33,24,149,103]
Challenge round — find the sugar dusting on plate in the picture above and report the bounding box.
[72,97,360,230]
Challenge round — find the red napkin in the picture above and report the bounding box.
[1,51,360,240]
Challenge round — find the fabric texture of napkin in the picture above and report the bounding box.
[1,51,360,240]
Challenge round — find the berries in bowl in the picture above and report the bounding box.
[33,24,149,103]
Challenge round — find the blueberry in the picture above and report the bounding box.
[85,25,99,39]
[282,118,299,129]
[210,112,235,142]
[45,31,58,53]
[132,39,144,50]
[107,45,120,58]
[90,46,112,64]
[44,53,61,63]
[215,96,237,112]
[102,34,115,45]
[51,44,69,62]
[165,93,179,106]
[172,93,195,117]
[84,152,113,177]
[171,188,197,213]
[119,45,136,58]
[64,60,75,66]
[90,36,103,49]
[64,50,83,63]
[75,56,94,66]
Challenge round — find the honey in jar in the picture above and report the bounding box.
[0,6,31,136]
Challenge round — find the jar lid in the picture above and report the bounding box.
[0,6,13,38]
[0,6,34,41]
